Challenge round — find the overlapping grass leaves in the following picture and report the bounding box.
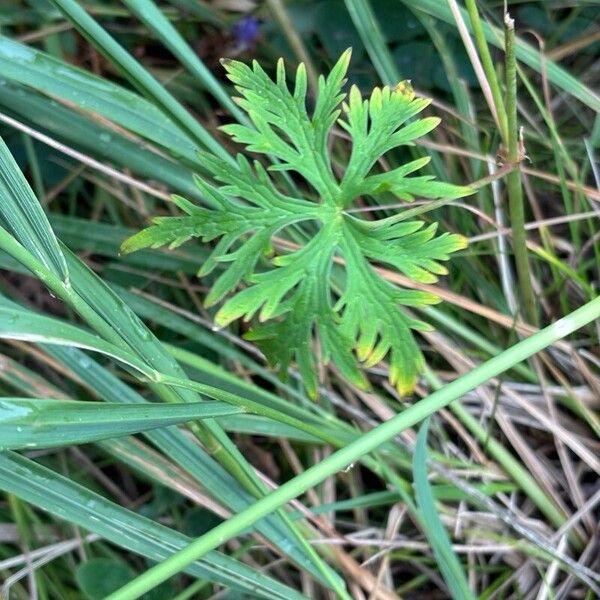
[0,134,345,593]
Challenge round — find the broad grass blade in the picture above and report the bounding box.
[0,296,154,378]
[0,36,199,163]
[0,398,242,450]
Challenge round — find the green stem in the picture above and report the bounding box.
[107,295,600,600]
[505,12,537,325]
[464,0,508,141]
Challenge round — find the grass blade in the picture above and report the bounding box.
[0,136,67,281]
[0,82,204,201]
[0,398,242,450]
[0,36,199,163]
[413,417,475,599]
[0,295,154,379]
[344,0,399,84]
[49,0,232,162]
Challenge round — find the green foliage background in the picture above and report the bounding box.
[0,1,598,599]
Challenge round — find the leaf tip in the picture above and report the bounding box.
[340,47,352,66]
[119,235,140,255]
[455,235,469,250]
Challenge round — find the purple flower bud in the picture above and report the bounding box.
[232,15,260,50]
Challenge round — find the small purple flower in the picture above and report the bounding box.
[232,15,260,50]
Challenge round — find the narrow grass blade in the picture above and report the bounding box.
[0,135,67,281]
[0,452,308,600]
[122,0,246,124]
[49,0,232,162]
[0,398,242,450]
[0,353,67,399]
[344,0,399,84]
[413,417,475,599]
[463,0,508,140]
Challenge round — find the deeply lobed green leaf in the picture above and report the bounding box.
[123,50,472,396]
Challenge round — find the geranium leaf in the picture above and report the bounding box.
[123,50,472,395]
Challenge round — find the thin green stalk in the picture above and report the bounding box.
[516,73,573,312]
[21,133,45,202]
[266,0,319,92]
[106,295,600,600]
[464,0,508,141]
[504,13,537,325]
[553,143,580,252]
